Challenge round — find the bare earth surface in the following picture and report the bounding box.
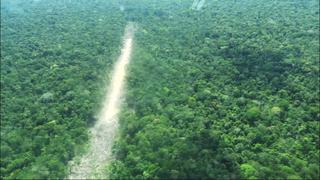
[68,24,134,179]
[191,0,205,10]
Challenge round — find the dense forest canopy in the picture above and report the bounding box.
[108,0,319,179]
[1,0,126,178]
[1,0,319,179]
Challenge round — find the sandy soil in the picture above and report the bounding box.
[68,23,135,179]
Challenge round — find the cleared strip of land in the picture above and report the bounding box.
[191,0,205,10]
[68,24,134,179]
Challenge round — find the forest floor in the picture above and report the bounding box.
[68,23,135,179]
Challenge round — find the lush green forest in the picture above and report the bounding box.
[109,0,319,179]
[1,0,125,178]
[1,0,319,179]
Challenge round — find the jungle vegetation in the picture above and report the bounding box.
[1,0,319,179]
[1,0,125,178]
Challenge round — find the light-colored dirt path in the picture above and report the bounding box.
[68,24,135,179]
[191,0,205,10]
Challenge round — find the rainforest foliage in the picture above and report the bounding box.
[1,0,125,178]
[1,0,319,179]
[109,0,319,179]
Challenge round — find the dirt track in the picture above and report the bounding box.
[68,23,135,179]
